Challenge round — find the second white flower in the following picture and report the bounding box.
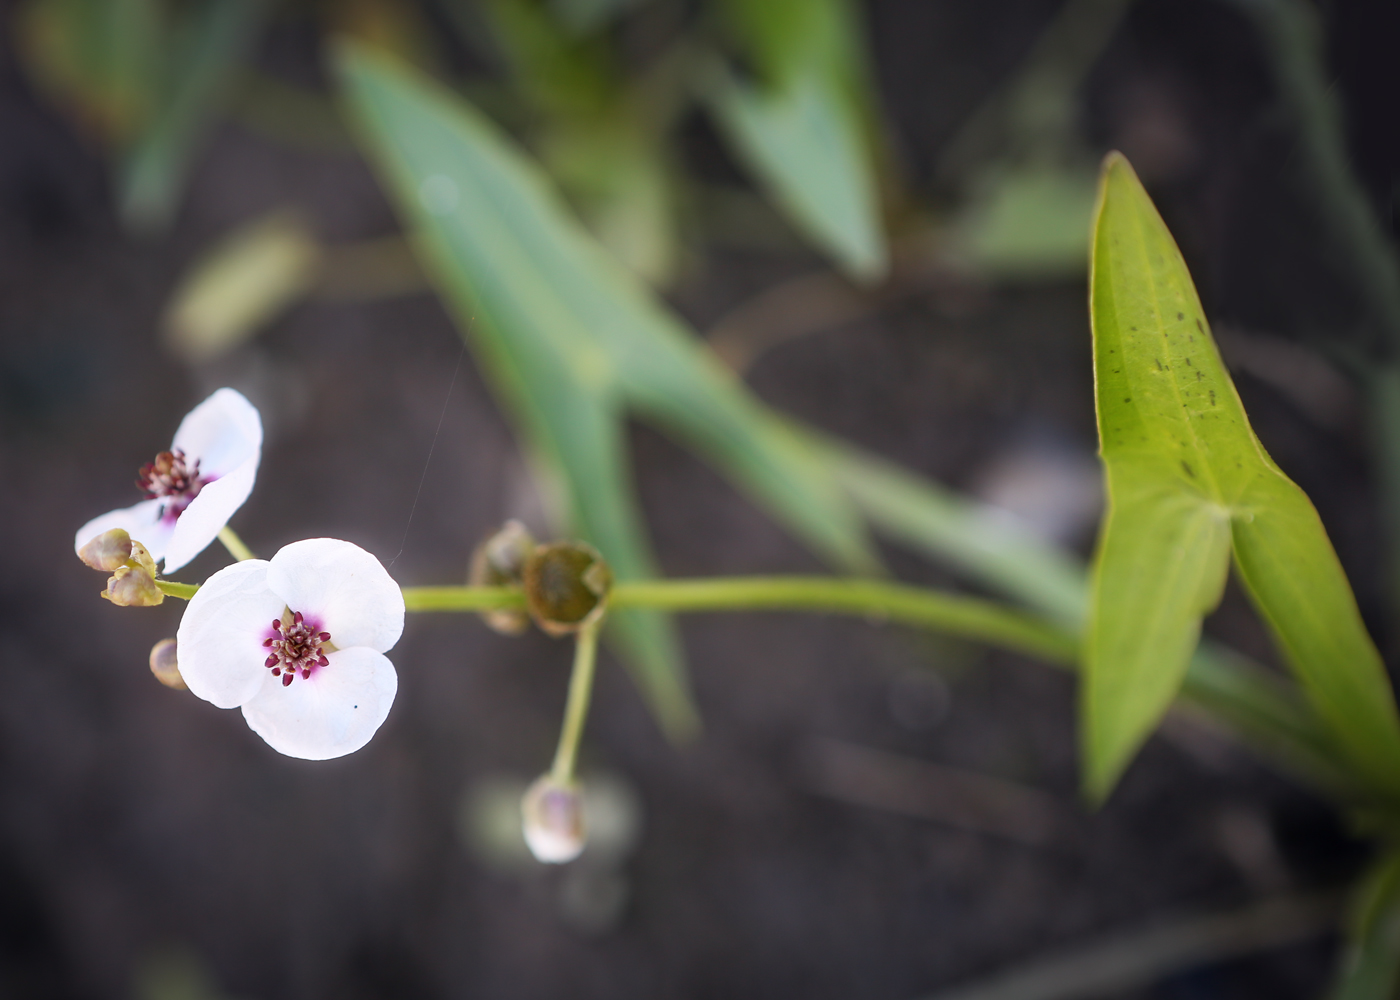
[176,538,405,760]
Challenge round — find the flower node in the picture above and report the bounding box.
[262,610,333,686]
[137,448,205,513]
[522,542,612,637]
[468,520,536,635]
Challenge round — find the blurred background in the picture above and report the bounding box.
[3,0,1400,996]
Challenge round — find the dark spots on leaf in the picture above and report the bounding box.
[1185,358,1193,367]
[1182,461,1195,479]
[1154,359,1163,372]
[1196,318,1204,334]
[1130,327,1137,332]
[1209,390,1216,406]
[1177,312,1184,321]
[1124,397,1132,403]
[1196,371,1203,381]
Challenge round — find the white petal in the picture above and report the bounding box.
[171,387,263,478]
[175,559,283,709]
[161,454,259,573]
[240,646,398,760]
[267,538,405,653]
[74,499,176,564]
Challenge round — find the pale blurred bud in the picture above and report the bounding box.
[101,541,164,607]
[79,528,133,572]
[468,520,536,635]
[522,542,612,638]
[148,638,185,690]
[522,775,586,863]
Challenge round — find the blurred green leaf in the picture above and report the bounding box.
[164,210,322,364]
[707,0,887,282]
[541,118,678,285]
[548,0,644,36]
[947,160,1099,282]
[485,0,615,118]
[118,0,269,231]
[483,0,679,283]
[337,44,877,736]
[1331,850,1400,1000]
[1086,152,1400,800]
[18,0,162,142]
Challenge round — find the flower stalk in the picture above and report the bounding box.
[218,526,257,562]
[551,619,601,787]
[399,577,1075,665]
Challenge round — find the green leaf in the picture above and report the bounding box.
[1087,151,1400,799]
[707,0,887,282]
[1331,850,1400,1000]
[946,160,1099,283]
[163,210,322,363]
[119,0,269,231]
[18,0,163,142]
[820,431,1350,791]
[336,44,878,735]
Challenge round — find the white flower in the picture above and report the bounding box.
[74,388,262,574]
[175,538,405,760]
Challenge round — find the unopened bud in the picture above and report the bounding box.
[148,638,185,689]
[522,541,612,637]
[522,775,585,863]
[79,528,133,572]
[101,541,164,607]
[468,520,536,635]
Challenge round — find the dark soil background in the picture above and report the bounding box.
[2,0,1399,997]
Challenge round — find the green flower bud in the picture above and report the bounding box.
[521,774,585,863]
[522,541,612,638]
[78,528,133,572]
[101,541,164,607]
[468,520,535,635]
[148,638,186,690]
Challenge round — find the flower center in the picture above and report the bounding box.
[262,611,332,686]
[136,449,205,518]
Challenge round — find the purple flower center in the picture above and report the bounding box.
[261,611,331,686]
[136,449,205,520]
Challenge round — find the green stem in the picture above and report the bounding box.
[217,526,257,562]
[156,579,199,600]
[550,620,601,786]
[611,577,1078,664]
[156,570,1344,795]
[402,585,523,612]
[397,577,1075,663]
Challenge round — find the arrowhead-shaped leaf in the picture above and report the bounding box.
[1086,153,1400,799]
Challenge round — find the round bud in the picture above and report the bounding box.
[521,774,585,863]
[522,542,612,637]
[468,520,536,635]
[79,528,133,572]
[101,541,164,607]
[148,638,186,690]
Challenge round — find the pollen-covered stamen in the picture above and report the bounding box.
[261,610,332,687]
[136,448,205,516]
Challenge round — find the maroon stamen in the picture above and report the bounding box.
[136,448,206,518]
[262,610,332,687]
